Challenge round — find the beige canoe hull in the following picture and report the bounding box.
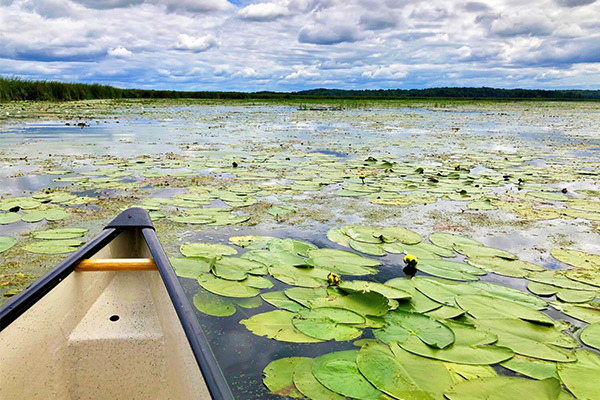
[0,229,211,399]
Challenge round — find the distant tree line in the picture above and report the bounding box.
[1,76,599,102]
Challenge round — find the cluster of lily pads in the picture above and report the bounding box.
[169,227,599,399]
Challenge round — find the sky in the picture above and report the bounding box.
[0,0,599,91]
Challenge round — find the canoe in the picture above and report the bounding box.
[0,208,233,399]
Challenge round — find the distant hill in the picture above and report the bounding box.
[1,76,599,101]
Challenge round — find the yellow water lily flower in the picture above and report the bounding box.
[454,163,460,170]
[403,254,418,267]
[327,272,340,286]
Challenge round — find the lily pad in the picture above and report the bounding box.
[551,248,600,270]
[579,321,600,350]
[197,274,259,298]
[374,310,455,349]
[550,301,600,323]
[429,232,482,249]
[312,350,383,400]
[0,236,17,254]
[338,280,412,300]
[466,256,545,278]
[349,240,386,256]
[261,291,307,313]
[444,376,562,400]
[193,289,236,317]
[21,208,69,223]
[307,248,379,275]
[243,250,307,267]
[311,291,392,317]
[376,227,422,244]
[417,260,483,281]
[385,278,442,313]
[500,355,558,380]
[292,309,363,341]
[263,357,306,398]
[180,242,237,258]
[240,310,323,343]
[357,341,453,400]
[22,239,84,254]
[269,265,328,287]
[0,212,21,225]
[30,228,88,240]
[284,287,329,307]
[557,350,600,400]
[340,225,383,244]
[293,358,345,400]
[456,294,553,325]
[170,257,212,279]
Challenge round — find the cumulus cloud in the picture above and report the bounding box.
[359,12,398,30]
[490,13,554,37]
[161,0,232,13]
[298,24,359,45]
[238,2,288,21]
[362,64,408,80]
[70,0,144,9]
[108,46,132,57]
[173,34,219,52]
[283,66,319,80]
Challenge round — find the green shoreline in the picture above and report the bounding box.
[2,76,599,102]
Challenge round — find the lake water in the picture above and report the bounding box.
[1,100,599,398]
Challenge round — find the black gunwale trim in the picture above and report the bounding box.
[143,228,234,400]
[0,208,234,400]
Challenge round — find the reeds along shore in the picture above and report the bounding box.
[1,76,600,102]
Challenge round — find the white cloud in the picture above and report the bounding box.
[173,34,218,52]
[283,66,319,80]
[362,64,408,80]
[108,46,132,57]
[238,2,288,21]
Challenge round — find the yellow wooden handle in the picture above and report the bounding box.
[75,258,157,271]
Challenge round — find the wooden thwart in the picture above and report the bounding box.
[75,258,157,271]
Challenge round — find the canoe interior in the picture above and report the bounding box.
[0,228,210,399]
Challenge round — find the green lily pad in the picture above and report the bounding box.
[243,250,307,267]
[385,278,442,313]
[580,321,600,350]
[284,287,329,307]
[269,238,317,257]
[443,363,497,383]
[456,294,553,325]
[0,236,17,254]
[0,197,41,211]
[528,270,595,291]
[193,289,236,317]
[563,269,600,288]
[170,215,215,224]
[376,227,422,244]
[500,355,558,380]
[198,274,259,298]
[292,310,363,341]
[425,306,467,320]
[357,341,453,400]
[268,205,297,217]
[326,228,350,247]
[444,376,562,400]
[30,228,88,240]
[22,239,84,254]
[349,239,386,256]
[170,257,212,279]
[229,235,276,249]
[557,350,600,400]
[340,224,382,244]
[307,248,379,275]
[417,260,483,281]
[466,256,545,278]
[261,291,307,313]
[240,310,323,343]
[374,310,455,349]
[180,242,237,258]
[293,358,345,400]
[263,357,306,398]
[468,281,548,310]
[556,287,596,303]
[212,257,267,281]
[269,265,328,287]
[0,212,21,225]
[551,248,600,270]
[398,334,514,365]
[528,281,558,296]
[550,301,600,323]
[429,232,482,249]
[21,208,69,223]
[310,291,391,317]
[312,350,382,400]
[452,243,517,260]
[338,280,412,300]
[527,191,568,201]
